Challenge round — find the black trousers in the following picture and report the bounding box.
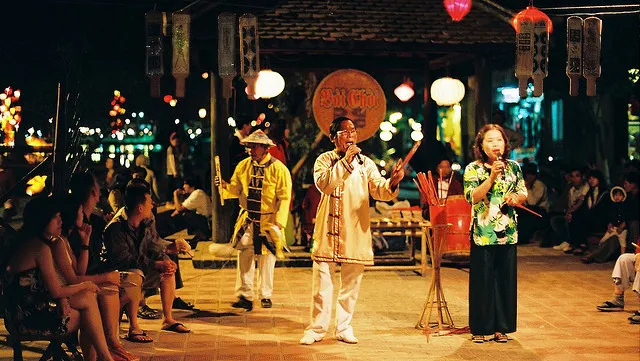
[469,242,517,335]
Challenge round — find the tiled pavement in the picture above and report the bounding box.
[1,245,639,361]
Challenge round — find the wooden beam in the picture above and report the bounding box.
[428,53,477,71]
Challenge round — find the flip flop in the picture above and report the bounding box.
[161,322,191,333]
[124,331,153,343]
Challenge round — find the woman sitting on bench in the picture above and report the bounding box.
[2,196,117,361]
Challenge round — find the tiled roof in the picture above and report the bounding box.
[258,0,514,53]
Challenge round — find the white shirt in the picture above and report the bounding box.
[183,189,212,217]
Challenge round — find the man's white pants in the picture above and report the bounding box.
[235,229,277,300]
[303,261,365,340]
[612,253,640,294]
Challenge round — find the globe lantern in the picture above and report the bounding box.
[254,70,285,99]
[444,0,472,22]
[394,78,415,102]
[430,77,465,106]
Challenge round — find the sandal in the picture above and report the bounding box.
[137,305,162,320]
[172,297,196,310]
[494,332,508,343]
[124,331,153,343]
[161,322,191,333]
[471,335,485,343]
[628,310,640,320]
[596,300,624,312]
[630,314,640,324]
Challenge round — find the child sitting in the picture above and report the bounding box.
[582,186,627,263]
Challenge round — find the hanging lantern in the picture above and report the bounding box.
[394,78,415,102]
[145,10,165,98]
[512,7,553,33]
[582,17,602,97]
[254,70,285,99]
[430,77,465,106]
[218,13,237,100]
[566,16,583,96]
[239,14,260,99]
[512,6,552,97]
[444,0,472,22]
[172,12,191,98]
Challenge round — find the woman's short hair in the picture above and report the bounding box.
[473,124,511,162]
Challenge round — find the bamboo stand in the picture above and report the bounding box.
[415,223,454,334]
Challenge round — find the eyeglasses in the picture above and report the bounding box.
[336,129,357,137]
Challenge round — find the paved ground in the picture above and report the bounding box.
[1,244,639,361]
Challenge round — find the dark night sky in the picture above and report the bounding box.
[1,0,638,132]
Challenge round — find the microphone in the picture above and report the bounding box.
[356,154,364,165]
[496,152,505,181]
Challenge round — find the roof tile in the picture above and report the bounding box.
[259,0,514,48]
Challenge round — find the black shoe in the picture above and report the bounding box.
[172,297,196,310]
[232,296,253,311]
[137,305,162,319]
[261,298,272,308]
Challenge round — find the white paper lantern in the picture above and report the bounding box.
[254,70,285,99]
[430,77,465,106]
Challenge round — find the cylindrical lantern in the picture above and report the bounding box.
[239,14,260,99]
[145,10,165,97]
[444,0,472,22]
[566,16,583,96]
[430,77,465,106]
[512,6,552,97]
[218,13,237,100]
[394,78,415,102]
[172,12,191,98]
[582,17,602,97]
[532,20,550,97]
[255,70,285,99]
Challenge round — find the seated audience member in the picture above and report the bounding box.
[107,172,133,215]
[54,196,140,359]
[435,158,463,198]
[2,196,117,361]
[135,154,160,201]
[518,163,549,244]
[130,178,195,313]
[582,186,628,264]
[68,172,109,276]
[103,182,192,334]
[622,172,639,250]
[596,250,640,324]
[171,176,212,243]
[569,169,609,255]
[551,166,589,252]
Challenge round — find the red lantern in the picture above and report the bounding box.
[444,0,472,22]
[512,6,553,33]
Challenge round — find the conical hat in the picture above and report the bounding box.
[240,130,275,146]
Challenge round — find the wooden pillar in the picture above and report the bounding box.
[473,55,492,130]
[422,59,437,142]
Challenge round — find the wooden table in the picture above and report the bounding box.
[369,217,431,276]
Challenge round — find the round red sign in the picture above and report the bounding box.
[312,69,386,142]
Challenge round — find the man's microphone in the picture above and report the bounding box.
[349,144,364,165]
